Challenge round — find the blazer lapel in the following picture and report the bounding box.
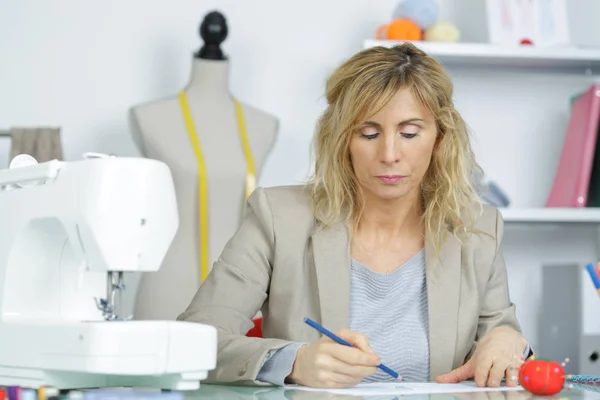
[426,231,462,380]
[310,221,351,333]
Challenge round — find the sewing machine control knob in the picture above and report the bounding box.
[7,154,44,189]
[9,154,38,169]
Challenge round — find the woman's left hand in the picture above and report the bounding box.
[436,326,528,387]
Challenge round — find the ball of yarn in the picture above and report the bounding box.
[392,0,439,30]
[424,21,460,42]
[376,23,389,40]
[386,19,422,41]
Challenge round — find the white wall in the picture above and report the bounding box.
[0,0,456,183]
[2,0,600,367]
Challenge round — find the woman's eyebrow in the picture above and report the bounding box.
[361,118,425,128]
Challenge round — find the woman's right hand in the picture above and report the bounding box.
[286,329,381,388]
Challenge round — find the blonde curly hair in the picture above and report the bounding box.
[308,42,482,256]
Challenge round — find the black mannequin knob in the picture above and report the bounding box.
[590,351,599,362]
[195,11,228,60]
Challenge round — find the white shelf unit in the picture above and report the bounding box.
[364,40,600,73]
[499,207,600,223]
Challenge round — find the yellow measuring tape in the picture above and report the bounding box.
[235,98,256,203]
[178,92,256,284]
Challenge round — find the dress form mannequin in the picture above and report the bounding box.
[128,11,278,321]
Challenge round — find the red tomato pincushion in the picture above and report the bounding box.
[519,358,565,396]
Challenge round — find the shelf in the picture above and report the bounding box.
[364,40,600,72]
[499,207,600,223]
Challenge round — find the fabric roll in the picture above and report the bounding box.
[9,126,63,163]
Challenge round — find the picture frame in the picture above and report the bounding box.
[485,0,570,47]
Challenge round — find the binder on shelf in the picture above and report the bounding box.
[587,103,600,207]
[546,84,600,208]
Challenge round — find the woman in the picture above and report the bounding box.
[177,43,531,389]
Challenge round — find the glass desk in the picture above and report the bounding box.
[180,383,600,400]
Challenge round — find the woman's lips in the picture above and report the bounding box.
[376,175,406,184]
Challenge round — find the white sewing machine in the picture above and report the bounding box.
[0,153,217,390]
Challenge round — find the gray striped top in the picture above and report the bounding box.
[256,248,430,385]
[350,249,430,382]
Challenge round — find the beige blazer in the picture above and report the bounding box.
[177,184,524,385]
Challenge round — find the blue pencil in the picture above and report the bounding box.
[585,263,600,296]
[303,317,401,380]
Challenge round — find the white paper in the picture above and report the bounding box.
[284,381,524,397]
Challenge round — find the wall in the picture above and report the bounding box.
[1,0,600,364]
[0,0,454,182]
